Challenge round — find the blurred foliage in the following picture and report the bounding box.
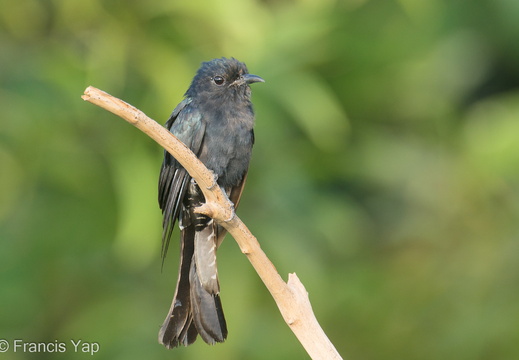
[1,0,519,359]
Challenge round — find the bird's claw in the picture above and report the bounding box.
[224,204,236,222]
[207,173,218,190]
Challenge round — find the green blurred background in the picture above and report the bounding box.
[2,0,519,359]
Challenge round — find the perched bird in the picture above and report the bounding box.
[157,58,264,348]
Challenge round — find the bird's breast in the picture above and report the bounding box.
[198,108,254,188]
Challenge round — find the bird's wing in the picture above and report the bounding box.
[158,98,206,263]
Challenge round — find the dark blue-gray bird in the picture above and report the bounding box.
[158,58,263,348]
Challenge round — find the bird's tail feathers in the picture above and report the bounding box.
[194,218,220,294]
[189,262,227,344]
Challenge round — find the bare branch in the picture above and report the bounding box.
[82,86,343,360]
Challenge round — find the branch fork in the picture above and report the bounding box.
[194,202,235,223]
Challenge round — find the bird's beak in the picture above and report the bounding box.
[242,74,265,84]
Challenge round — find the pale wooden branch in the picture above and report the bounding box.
[82,86,343,360]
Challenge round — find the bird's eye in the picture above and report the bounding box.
[213,76,225,85]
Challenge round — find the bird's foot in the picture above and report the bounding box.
[207,173,219,190]
[224,203,236,222]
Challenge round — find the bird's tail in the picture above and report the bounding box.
[158,211,227,347]
[188,260,227,344]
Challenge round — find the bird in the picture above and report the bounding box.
[157,58,264,348]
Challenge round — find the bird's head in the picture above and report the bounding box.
[185,58,264,103]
